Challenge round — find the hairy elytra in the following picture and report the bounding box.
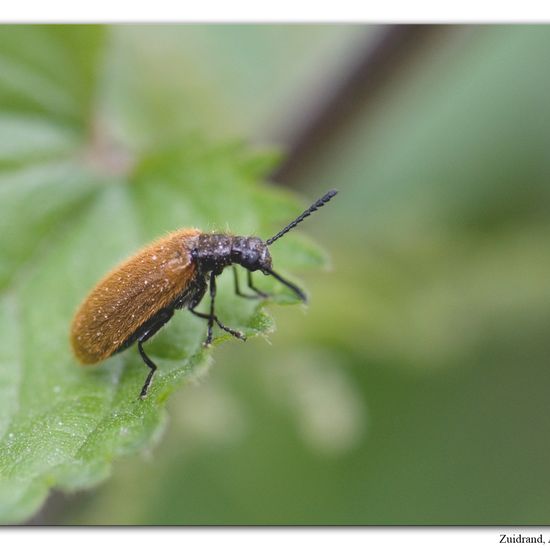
[70,190,338,398]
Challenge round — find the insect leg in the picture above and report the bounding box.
[137,341,157,400]
[190,308,246,341]
[136,308,174,399]
[232,266,258,299]
[191,271,246,345]
[205,272,217,346]
[247,270,269,298]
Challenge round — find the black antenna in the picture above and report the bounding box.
[266,189,338,246]
[263,267,308,303]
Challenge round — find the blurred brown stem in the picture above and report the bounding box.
[270,25,448,186]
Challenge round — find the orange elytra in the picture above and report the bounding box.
[70,190,338,398]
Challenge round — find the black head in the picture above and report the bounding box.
[230,236,272,272]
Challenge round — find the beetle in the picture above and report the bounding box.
[70,189,337,398]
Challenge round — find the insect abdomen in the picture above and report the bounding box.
[70,229,201,363]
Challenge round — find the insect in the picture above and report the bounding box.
[71,189,337,399]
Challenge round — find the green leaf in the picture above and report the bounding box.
[0,27,327,524]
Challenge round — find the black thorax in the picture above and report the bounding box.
[191,233,272,275]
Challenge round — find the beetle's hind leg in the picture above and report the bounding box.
[134,308,174,399]
[137,341,157,400]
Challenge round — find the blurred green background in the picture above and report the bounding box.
[25,24,550,524]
